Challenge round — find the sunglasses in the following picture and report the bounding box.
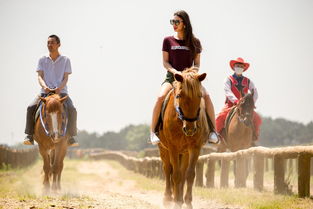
[170,19,183,26]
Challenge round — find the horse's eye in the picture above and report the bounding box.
[176,94,181,99]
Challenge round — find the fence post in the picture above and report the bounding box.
[264,158,268,172]
[253,153,264,191]
[298,153,311,198]
[0,146,5,168]
[235,156,246,188]
[310,158,313,176]
[195,160,204,187]
[220,159,230,188]
[288,159,294,173]
[205,159,215,188]
[274,155,287,194]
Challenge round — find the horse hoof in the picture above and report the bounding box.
[184,203,193,209]
[42,187,50,195]
[163,196,173,208]
[172,202,182,209]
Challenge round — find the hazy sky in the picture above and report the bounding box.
[1,0,312,145]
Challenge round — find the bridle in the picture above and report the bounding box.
[175,106,200,122]
[39,99,68,139]
[237,99,253,127]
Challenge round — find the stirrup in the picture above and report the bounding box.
[208,132,220,144]
[150,132,160,145]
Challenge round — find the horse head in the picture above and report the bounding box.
[173,67,206,136]
[40,94,68,143]
[237,90,255,126]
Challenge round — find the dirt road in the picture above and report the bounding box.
[0,159,242,209]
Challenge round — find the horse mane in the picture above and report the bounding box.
[173,67,202,98]
[45,94,62,113]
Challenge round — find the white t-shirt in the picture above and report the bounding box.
[36,55,72,94]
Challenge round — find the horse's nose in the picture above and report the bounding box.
[51,133,55,138]
[51,132,60,140]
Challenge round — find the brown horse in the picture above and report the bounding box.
[158,68,209,209]
[217,91,255,187]
[34,94,69,192]
[218,90,255,152]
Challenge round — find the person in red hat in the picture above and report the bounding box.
[216,57,262,144]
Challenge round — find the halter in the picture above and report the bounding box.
[237,100,253,126]
[173,87,201,123]
[175,106,200,122]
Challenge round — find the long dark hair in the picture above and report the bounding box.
[174,10,201,59]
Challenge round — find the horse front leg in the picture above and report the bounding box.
[39,147,51,194]
[50,149,59,192]
[52,140,67,191]
[56,155,66,191]
[179,154,189,205]
[169,151,183,209]
[163,159,173,207]
[160,149,173,208]
[184,148,200,209]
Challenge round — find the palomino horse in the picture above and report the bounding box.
[158,68,209,209]
[218,91,255,187]
[34,93,69,192]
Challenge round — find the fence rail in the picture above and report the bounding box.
[0,145,38,169]
[90,145,313,198]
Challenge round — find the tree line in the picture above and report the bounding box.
[75,117,313,151]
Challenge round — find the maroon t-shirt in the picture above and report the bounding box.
[162,36,202,71]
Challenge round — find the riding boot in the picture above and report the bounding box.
[67,106,77,136]
[25,105,36,134]
[24,103,37,145]
[205,112,220,144]
[24,135,34,145]
[67,107,79,147]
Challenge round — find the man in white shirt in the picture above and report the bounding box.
[24,35,78,146]
[216,57,262,143]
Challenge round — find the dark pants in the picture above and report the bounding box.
[24,93,77,136]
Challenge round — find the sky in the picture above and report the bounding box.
[0,0,312,145]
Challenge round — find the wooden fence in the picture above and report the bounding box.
[0,145,38,169]
[90,145,313,198]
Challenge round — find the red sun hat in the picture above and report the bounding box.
[230,57,250,72]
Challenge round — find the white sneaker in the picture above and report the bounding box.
[208,132,219,144]
[150,132,160,145]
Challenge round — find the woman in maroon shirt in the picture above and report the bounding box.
[150,10,219,145]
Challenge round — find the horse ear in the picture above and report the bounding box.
[198,73,206,82]
[39,97,47,103]
[59,95,68,103]
[174,73,184,82]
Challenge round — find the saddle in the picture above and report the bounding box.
[224,106,237,138]
[155,89,174,133]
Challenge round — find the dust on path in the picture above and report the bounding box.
[0,160,242,209]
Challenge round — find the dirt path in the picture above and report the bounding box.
[0,160,242,209]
